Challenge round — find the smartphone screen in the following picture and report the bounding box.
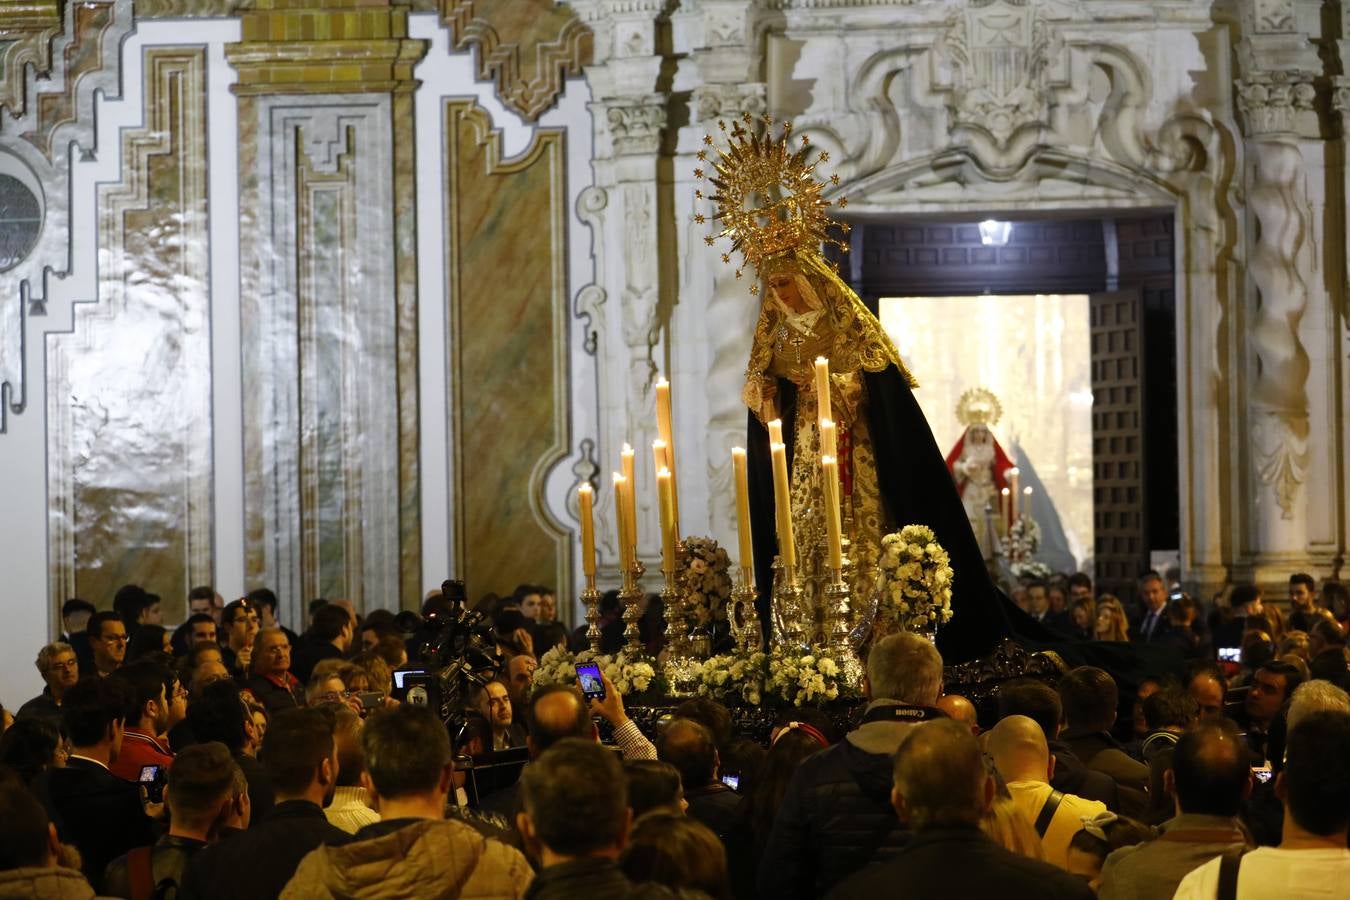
[1218,647,1241,662]
[1252,766,1273,784]
[139,765,164,803]
[721,773,740,791]
[138,765,160,784]
[576,663,605,701]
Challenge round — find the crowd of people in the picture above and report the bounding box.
[0,574,1347,899]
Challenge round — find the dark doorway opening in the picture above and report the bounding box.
[848,213,1179,601]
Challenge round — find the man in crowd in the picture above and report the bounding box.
[1067,573,1094,605]
[1099,720,1252,899]
[219,599,260,677]
[88,611,128,678]
[1287,573,1323,633]
[292,604,354,685]
[657,718,739,838]
[103,742,249,898]
[1174,710,1350,897]
[248,587,300,647]
[18,641,80,726]
[0,770,97,899]
[318,705,379,835]
[505,654,538,722]
[997,678,1119,809]
[477,680,521,751]
[828,719,1093,899]
[37,677,155,890]
[245,628,305,714]
[181,708,346,899]
[515,738,639,898]
[188,586,223,624]
[1057,666,1148,813]
[108,660,176,781]
[759,632,942,898]
[1238,660,1303,762]
[987,714,1108,869]
[187,678,274,821]
[282,705,532,898]
[1132,571,1173,643]
[1024,581,1051,624]
[1188,666,1229,722]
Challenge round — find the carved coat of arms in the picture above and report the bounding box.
[939,0,1063,149]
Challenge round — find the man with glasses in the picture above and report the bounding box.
[88,611,128,678]
[17,641,80,725]
[108,659,177,781]
[244,628,304,715]
[220,599,261,678]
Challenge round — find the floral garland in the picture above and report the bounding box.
[533,645,662,698]
[1005,514,1042,563]
[764,649,859,707]
[875,524,955,633]
[679,536,733,628]
[1010,559,1053,579]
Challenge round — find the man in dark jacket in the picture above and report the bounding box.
[34,677,156,892]
[519,738,676,900]
[828,719,1094,900]
[290,605,354,685]
[657,719,739,839]
[757,633,942,899]
[103,742,247,898]
[180,708,345,899]
[1057,666,1149,816]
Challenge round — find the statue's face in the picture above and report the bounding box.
[969,424,991,445]
[768,274,807,312]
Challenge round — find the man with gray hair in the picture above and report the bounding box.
[828,720,1092,899]
[758,632,944,899]
[1286,679,1350,732]
[17,642,80,726]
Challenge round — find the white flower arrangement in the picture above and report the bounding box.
[692,651,767,706]
[764,649,857,707]
[1005,514,1042,563]
[875,524,955,633]
[532,644,662,697]
[679,536,733,628]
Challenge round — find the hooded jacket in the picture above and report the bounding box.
[280,818,532,900]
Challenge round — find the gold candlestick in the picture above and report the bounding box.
[730,566,762,653]
[824,568,852,656]
[620,558,646,655]
[581,574,602,653]
[771,555,807,650]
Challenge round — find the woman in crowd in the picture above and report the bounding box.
[1094,596,1130,642]
[621,813,732,900]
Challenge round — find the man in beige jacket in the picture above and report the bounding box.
[282,705,532,899]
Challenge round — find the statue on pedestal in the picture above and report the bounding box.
[944,388,1015,560]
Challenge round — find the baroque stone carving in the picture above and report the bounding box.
[0,0,62,119]
[936,0,1066,152]
[604,95,667,155]
[1236,71,1316,136]
[441,0,593,121]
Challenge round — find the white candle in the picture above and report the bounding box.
[1023,485,1034,522]
[579,483,596,577]
[814,357,832,427]
[768,418,784,447]
[613,473,630,570]
[621,443,637,556]
[822,454,843,571]
[821,418,837,459]
[655,378,680,532]
[771,441,795,570]
[1009,467,1021,518]
[657,468,676,573]
[731,447,754,570]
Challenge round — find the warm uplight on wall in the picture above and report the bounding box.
[978,219,1012,246]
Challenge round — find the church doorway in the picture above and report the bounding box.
[852,213,1179,601]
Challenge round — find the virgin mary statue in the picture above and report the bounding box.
[699,115,1017,662]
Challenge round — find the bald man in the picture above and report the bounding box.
[988,715,1107,870]
[937,694,979,735]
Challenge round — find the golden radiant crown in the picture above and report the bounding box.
[694,113,849,295]
[956,388,1003,428]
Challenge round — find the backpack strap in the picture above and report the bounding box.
[1216,845,1249,900]
[1033,789,1064,838]
[127,846,155,900]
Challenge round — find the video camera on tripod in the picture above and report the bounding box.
[393,579,499,740]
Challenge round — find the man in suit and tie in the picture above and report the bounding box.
[1132,571,1173,643]
[35,676,156,891]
